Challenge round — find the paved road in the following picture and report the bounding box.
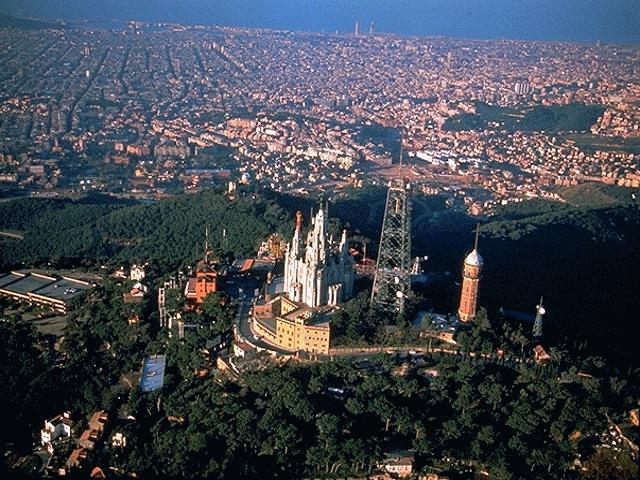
[235,297,293,355]
[234,298,529,365]
[0,230,23,240]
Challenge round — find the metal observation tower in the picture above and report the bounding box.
[370,146,412,315]
[532,297,545,338]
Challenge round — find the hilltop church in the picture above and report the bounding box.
[283,206,354,308]
[252,205,354,354]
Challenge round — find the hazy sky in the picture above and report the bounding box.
[2,0,639,44]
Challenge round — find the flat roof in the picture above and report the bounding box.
[0,272,24,289]
[35,277,90,301]
[4,274,53,294]
[0,271,89,304]
[266,277,284,296]
[140,355,166,392]
[256,317,277,334]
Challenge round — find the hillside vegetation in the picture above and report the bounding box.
[0,190,292,275]
[1,184,638,362]
[443,101,605,133]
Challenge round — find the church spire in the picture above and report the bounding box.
[295,210,303,231]
[291,211,303,257]
[284,203,354,308]
[340,229,348,257]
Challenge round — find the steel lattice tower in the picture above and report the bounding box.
[532,296,545,338]
[370,178,412,314]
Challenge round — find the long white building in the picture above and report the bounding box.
[283,206,354,308]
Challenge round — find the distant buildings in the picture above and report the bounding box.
[514,79,531,95]
[0,25,638,203]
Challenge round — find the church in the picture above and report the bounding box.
[251,205,354,355]
[283,206,354,308]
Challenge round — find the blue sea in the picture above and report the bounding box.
[2,0,639,44]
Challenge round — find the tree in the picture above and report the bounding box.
[583,448,638,480]
[0,317,55,447]
[331,291,379,344]
[201,291,235,333]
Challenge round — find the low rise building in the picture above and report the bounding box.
[0,271,90,313]
[253,294,332,354]
[533,344,551,363]
[379,451,415,478]
[41,412,74,446]
[78,410,108,450]
[64,410,108,474]
[129,264,146,282]
[185,260,222,304]
[233,341,255,358]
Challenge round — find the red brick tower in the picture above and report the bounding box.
[458,224,483,322]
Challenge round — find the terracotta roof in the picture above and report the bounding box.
[240,259,254,272]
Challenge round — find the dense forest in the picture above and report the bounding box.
[112,353,639,479]
[1,185,639,478]
[2,284,638,479]
[0,189,293,276]
[1,184,639,363]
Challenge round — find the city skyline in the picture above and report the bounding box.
[2,0,640,44]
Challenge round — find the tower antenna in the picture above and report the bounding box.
[204,226,209,262]
[533,296,545,338]
[222,228,228,254]
[371,161,412,315]
[397,136,404,181]
[474,222,480,251]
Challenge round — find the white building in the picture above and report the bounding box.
[130,264,146,282]
[41,412,73,446]
[111,432,127,448]
[283,206,354,308]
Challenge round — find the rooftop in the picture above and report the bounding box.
[0,271,90,303]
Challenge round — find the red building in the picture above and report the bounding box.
[458,226,483,322]
[185,261,220,304]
